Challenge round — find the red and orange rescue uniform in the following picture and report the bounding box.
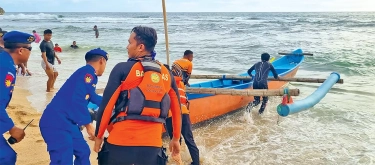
[171,58,193,79]
[95,59,182,147]
[168,76,189,117]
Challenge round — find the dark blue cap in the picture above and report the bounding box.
[85,48,109,61]
[3,31,35,44]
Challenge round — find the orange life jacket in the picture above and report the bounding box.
[110,60,172,124]
[168,76,189,117]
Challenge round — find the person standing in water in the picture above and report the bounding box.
[93,25,99,38]
[247,53,279,114]
[32,30,41,44]
[70,41,79,49]
[40,29,61,92]
[54,43,62,52]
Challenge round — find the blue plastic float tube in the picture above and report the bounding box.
[277,72,341,117]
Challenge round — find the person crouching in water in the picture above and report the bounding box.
[247,53,279,114]
[39,48,108,165]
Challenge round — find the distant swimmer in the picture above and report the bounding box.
[70,41,79,49]
[0,31,35,165]
[247,53,279,114]
[32,30,41,43]
[171,50,194,87]
[54,43,62,52]
[93,25,99,38]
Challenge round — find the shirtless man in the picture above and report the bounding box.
[40,29,61,92]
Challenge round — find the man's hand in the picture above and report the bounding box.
[169,137,182,164]
[9,126,26,143]
[57,58,61,65]
[85,124,95,141]
[169,137,181,157]
[94,137,104,153]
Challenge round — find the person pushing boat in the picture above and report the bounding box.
[39,48,108,165]
[171,50,194,86]
[247,53,279,114]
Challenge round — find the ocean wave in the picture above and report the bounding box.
[0,13,60,20]
[0,13,162,23]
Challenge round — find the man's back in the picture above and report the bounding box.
[252,61,278,84]
[40,65,95,130]
[96,61,181,147]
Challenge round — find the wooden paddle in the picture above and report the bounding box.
[189,75,344,84]
[278,52,314,56]
[96,88,299,96]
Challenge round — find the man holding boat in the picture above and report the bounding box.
[39,48,108,165]
[0,31,35,165]
[171,50,194,86]
[247,53,279,114]
[167,50,200,165]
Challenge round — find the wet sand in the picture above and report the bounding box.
[6,83,192,165]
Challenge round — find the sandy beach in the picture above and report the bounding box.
[5,84,104,165]
[6,82,192,165]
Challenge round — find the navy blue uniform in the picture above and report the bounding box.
[247,61,278,104]
[0,51,17,164]
[39,64,102,165]
[0,31,35,165]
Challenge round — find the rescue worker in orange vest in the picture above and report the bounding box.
[167,51,200,165]
[93,26,182,165]
[171,50,193,86]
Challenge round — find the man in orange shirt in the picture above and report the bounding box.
[94,26,182,165]
[171,50,193,86]
[168,51,200,165]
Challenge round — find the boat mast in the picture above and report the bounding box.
[161,0,170,66]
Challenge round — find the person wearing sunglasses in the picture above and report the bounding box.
[0,31,35,165]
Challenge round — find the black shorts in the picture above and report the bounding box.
[104,143,161,165]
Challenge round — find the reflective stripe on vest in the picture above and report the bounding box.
[113,60,172,124]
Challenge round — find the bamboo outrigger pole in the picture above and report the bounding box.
[189,75,344,84]
[162,0,170,66]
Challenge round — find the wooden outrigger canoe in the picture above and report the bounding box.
[88,49,305,125]
[186,48,304,124]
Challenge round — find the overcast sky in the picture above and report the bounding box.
[1,0,375,12]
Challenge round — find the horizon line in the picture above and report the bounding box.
[3,11,375,13]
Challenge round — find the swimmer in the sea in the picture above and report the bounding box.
[93,25,99,38]
[70,41,79,49]
[54,43,62,52]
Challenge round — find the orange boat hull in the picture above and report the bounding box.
[162,66,299,133]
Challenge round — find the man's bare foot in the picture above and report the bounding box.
[46,90,51,92]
